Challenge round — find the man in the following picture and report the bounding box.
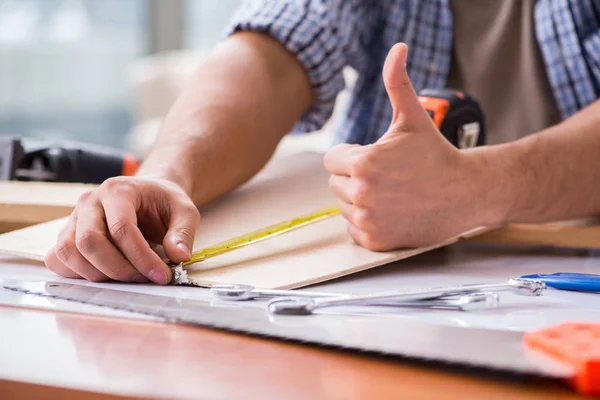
[45,0,600,284]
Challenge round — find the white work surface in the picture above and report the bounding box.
[1,242,599,331]
[1,242,599,398]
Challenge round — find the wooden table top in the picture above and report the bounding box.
[0,304,585,400]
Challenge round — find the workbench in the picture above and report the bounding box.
[1,243,598,399]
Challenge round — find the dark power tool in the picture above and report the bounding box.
[0,136,139,184]
[0,89,484,185]
[418,88,486,148]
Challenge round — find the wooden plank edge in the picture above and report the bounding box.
[464,224,600,249]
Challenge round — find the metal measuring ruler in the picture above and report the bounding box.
[1,279,571,380]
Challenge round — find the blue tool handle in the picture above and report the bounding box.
[520,272,600,292]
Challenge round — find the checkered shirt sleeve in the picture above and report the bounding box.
[225,0,379,133]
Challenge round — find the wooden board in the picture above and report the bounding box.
[466,220,600,248]
[0,181,95,233]
[0,218,67,261]
[0,152,598,288]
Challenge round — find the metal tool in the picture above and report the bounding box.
[211,284,499,311]
[0,281,573,376]
[266,291,499,312]
[267,278,545,315]
[210,283,341,300]
[6,279,599,396]
[0,136,139,183]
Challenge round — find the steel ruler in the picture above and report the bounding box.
[2,279,584,388]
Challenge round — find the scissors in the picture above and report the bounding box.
[267,291,500,312]
[211,283,500,311]
[211,278,543,302]
[266,278,545,315]
[521,272,600,292]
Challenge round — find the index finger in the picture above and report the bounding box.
[101,195,172,285]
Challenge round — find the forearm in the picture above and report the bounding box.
[136,32,312,206]
[480,99,600,225]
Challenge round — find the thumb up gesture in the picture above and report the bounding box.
[324,43,497,250]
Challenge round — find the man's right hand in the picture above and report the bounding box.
[45,177,200,284]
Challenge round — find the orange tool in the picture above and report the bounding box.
[418,88,486,148]
[525,322,600,396]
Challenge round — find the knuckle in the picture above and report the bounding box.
[101,177,134,197]
[349,153,376,178]
[108,219,133,242]
[183,203,201,221]
[102,176,124,190]
[76,190,94,204]
[328,175,336,189]
[76,230,103,254]
[175,227,195,244]
[55,240,77,263]
[353,208,375,230]
[350,181,373,206]
[347,224,385,251]
[114,184,135,198]
[360,233,387,252]
[57,221,74,241]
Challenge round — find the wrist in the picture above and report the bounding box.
[463,142,531,228]
[136,152,195,198]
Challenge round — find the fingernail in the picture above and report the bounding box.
[149,268,168,285]
[176,242,191,258]
[132,274,149,283]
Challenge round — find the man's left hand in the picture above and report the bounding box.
[324,43,496,251]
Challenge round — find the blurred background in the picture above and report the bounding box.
[0,0,245,156]
[0,0,351,160]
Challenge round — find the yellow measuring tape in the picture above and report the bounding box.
[167,205,342,267]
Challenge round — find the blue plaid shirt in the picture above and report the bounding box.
[227,0,600,145]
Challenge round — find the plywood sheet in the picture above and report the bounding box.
[180,152,471,289]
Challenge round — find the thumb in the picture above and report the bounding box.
[162,205,200,263]
[383,43,429,125]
